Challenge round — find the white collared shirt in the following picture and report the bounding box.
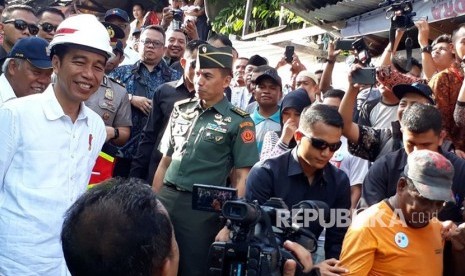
[230,86,252,110]
[0,73,16,104]
[0,84,106,275]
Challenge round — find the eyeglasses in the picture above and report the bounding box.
[140,39,164,48]
[3,19,39,35]
[301,132,342,152]
[39,22,58,33]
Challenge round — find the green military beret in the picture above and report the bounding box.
[197,44,233,69]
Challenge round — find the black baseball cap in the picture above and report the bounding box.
[252,65,282,88]
[393,82,435,105]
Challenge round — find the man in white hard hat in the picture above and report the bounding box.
[0,14,111,275]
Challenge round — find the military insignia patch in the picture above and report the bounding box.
[241,129,255,143]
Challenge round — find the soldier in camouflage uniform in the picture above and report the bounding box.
[153,43,259,276]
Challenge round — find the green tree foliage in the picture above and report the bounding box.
[211,0,306,35]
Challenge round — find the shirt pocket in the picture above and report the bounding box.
[202,129,226,145]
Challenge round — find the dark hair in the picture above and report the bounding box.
[185,39,207,55]
[61,178,173,276]
[142,24,166,42]
[133,3,146,11]
[37,7,65,20]
[432,34,452,46]
[2,4,36,19]
[50,44,70,62]
[207,33,233,47]
[323,89,345,101]
[401,103,442,135]
[314,69,323,75]
[300,103,344,132]
[392,56,422,74]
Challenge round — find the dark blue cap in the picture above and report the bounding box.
[105,8,130,23]
[113,40,124,55]
[393,82,435,105]
[7,37,52,69]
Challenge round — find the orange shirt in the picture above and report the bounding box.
[339,201,444,276]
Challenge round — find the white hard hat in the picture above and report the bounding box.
[49,14,114,58]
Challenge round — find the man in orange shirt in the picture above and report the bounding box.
[339,149,454,276]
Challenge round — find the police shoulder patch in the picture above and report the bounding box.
[230,106,249,117]
[109,77,126,88]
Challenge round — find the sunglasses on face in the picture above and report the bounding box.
[39,22,58,33]
[301,133,342,152]
[3,19,39,35]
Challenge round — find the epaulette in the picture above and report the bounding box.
[109,77,126,88]
[230,106,249,117]
[174,97,198,107]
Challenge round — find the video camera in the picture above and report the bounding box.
[192,185,329,276]
[380,0,416,29]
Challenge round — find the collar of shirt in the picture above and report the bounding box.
[0,74,16,104]
[251,106,281,125]
[194,96,230,116]
[289,147,326,184]
[42,84,89,125]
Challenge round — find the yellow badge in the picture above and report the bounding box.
[104,88,113,100]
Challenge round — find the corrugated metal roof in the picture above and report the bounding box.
[285,0,384,24]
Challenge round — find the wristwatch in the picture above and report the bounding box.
[113,128,119,140]
[421,45,432,54]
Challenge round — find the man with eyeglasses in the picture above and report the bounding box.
[339,149,455,275]
[245,104,351,269]
[110,25,181,177]
[37,7,65,43]
[0,4,38,70]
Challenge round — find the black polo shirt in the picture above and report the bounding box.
[245,147,351,259]
[129,78,194,182]
[360,148,465,223]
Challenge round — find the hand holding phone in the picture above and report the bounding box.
[351,67,376,85]
[285,45,295,63]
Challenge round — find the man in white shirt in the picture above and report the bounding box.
[0,36,52,104]
[0,14,111,275]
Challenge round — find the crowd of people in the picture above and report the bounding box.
[0,0,465,275]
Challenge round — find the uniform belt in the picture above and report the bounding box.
[164,182,189,192]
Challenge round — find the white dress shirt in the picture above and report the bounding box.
[0,73,16,104]
[0,85,106,275]
[230,86,252,110]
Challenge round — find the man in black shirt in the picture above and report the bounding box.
[129,40,205,182]
[246,104,351,263]
[360,103,465,223]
